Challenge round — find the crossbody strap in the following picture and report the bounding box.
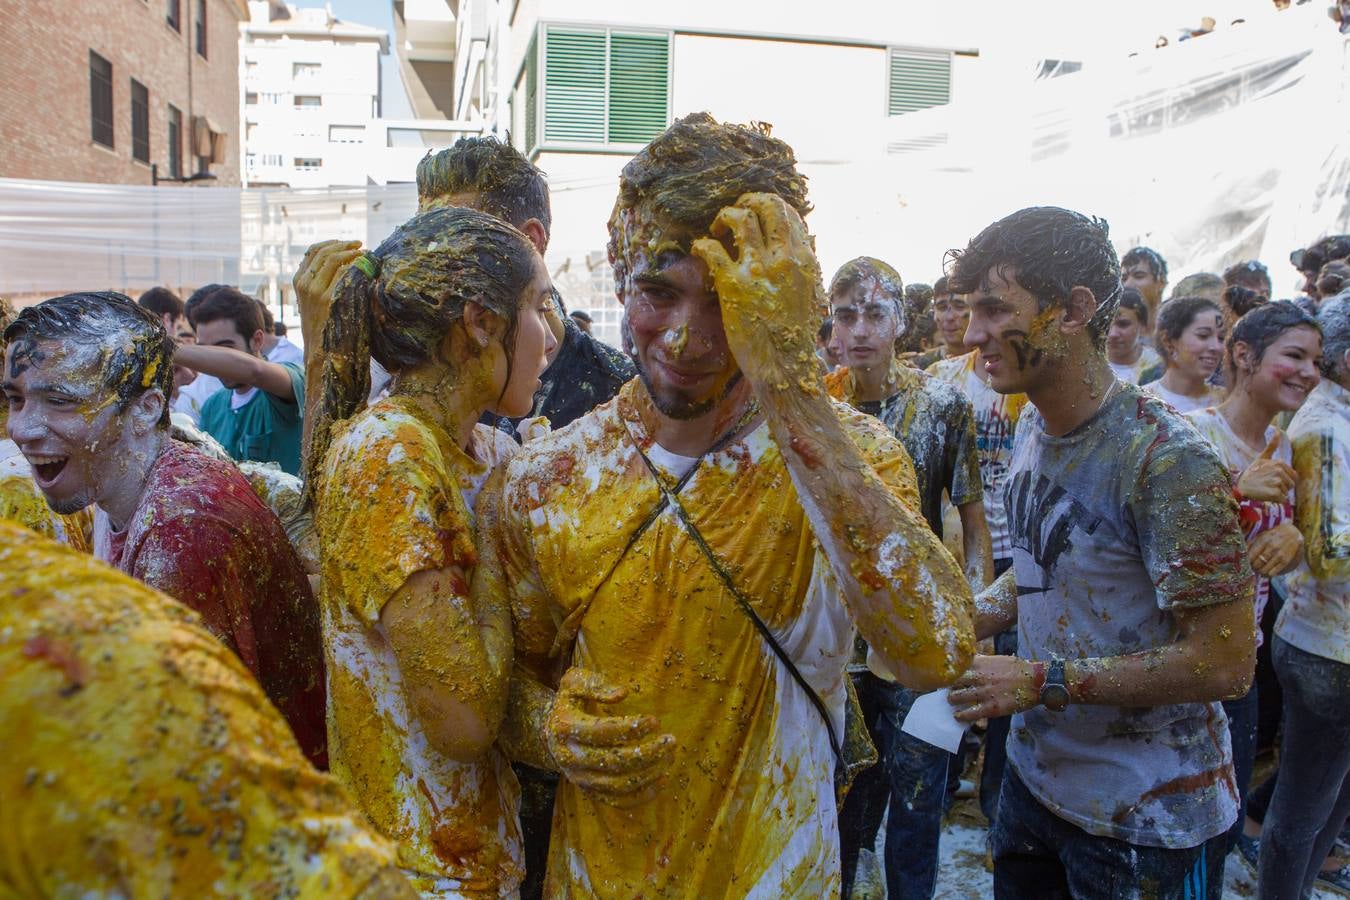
[630,443,846,770]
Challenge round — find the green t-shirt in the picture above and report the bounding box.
[199,363,305,476]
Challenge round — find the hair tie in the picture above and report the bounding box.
[353,254,381,280]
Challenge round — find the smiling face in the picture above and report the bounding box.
[830,280,904,374]
[1238,325,1322,413]
[1164,311,1225,382]
[3,339,143,514]
[489,256,558,418]
[1106,307,1144,364]
[623,249,740,420]
[963,266,1066,395]
[933,291,971,353]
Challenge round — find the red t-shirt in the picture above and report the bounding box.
[100,440,327,768]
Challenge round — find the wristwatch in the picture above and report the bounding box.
[1039,658,1071,712]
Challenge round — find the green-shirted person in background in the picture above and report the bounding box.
[174,287,305,475]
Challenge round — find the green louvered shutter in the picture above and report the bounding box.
[608,32,669,144]
[543,28,606,143]
[888,49,951,116]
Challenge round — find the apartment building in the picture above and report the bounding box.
[0,0,248,186]
[240,1,388,187]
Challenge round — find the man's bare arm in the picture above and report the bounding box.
[974,567,1017,641]
[958,500,995,593]
[950,594,1255,722]
[173,343,296,401]
[693,193,974,691]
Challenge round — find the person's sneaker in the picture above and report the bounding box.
[1316,863,1350,898]
[1236,833,1260,875]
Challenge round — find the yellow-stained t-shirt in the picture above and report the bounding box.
[487,381,921,898]
[0,520,413,899]
[318,396,523,897]
[0,438,90,551]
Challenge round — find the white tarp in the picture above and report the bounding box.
[0,6,1346,322]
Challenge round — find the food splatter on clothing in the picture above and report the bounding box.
[0,520,412,899]
[317,395,524,897]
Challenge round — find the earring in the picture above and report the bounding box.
[479,334,489,348]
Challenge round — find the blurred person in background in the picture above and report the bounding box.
[1184,302,1321,878]
[1258,292,1350,899]
[914,275,970,370]
[1143,296,1227,411]
[255,297,304,365]
[1121,246,1169,329]
[569,309,594,334]
[175,288,306,476]
[1106,288,1163,384]
[1224,260,1274,301]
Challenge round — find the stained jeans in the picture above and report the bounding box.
[992,767,1223,900]
[1257,637,1350,899]
[1222,685,1259,850]
[838,671,950,900]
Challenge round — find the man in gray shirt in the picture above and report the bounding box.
[944,206,1256,898]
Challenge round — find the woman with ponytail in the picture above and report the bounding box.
[310,205,556,897]
[1182,301,1321,872]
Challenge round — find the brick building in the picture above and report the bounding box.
[0,0,249,186]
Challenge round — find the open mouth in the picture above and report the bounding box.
[27,455,68,486]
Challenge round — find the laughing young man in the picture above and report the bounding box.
[3,292,327,767]
[943,208,1255,898]
[475,113,975,896]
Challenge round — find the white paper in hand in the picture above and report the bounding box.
[901,689,969,753]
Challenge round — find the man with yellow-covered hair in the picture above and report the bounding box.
[476,112,974,897]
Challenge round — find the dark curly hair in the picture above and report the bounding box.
[946,206,1122,349]
[5,291,174,428]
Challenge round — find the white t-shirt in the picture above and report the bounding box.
[1185,407,1292,647]
[1142,380,1225,415]
[265,337,304,366]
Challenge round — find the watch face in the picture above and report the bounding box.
[1041,684,1071,712]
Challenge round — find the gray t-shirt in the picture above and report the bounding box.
[1004,383,1253,850]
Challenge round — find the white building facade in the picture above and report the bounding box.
[240,1,389,188]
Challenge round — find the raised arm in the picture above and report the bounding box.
[693,193,974,691]
[173,343,297,401]
[293,240,364,460]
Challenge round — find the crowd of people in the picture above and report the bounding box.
[0,113,1347,900]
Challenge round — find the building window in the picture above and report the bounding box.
[293,62,321,79]
[245,91,258,105]
[131,79,150,163]
[328,125,364,143]
[294,157,322,170]
[520,25,670,154]
[293,95,322,108]
[89,51,114,148]
[166,0,180,31]
[195,0,207,58]
[168,104,182,178]
[887,48,952,116]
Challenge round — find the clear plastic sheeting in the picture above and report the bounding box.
[798,5,1350,295]
[0,180,419,316]
[0,5,1347,324]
